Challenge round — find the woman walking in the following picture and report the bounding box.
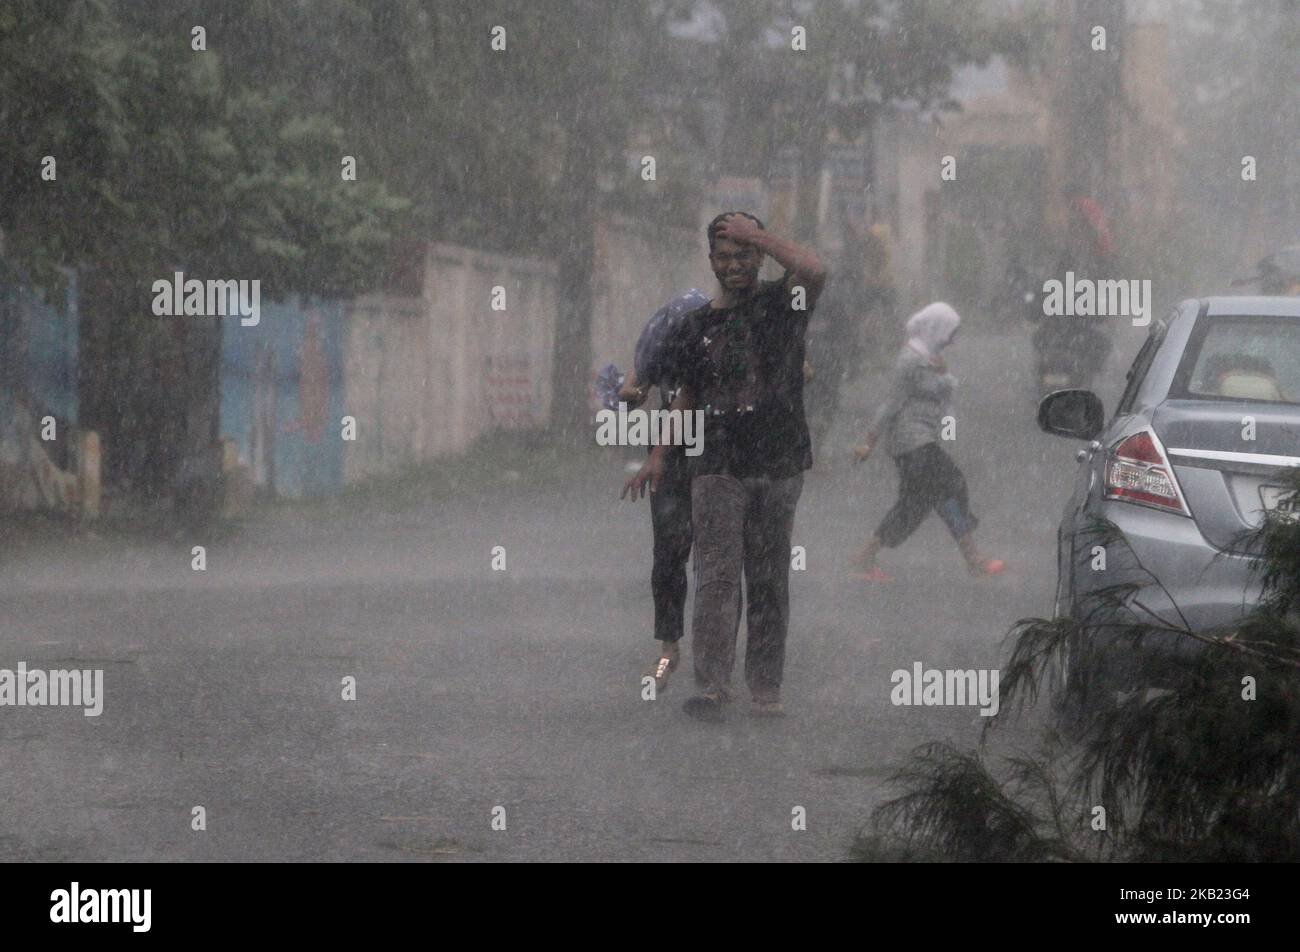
[850,302,1004,582]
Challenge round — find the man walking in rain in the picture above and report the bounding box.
[624,212,827,719]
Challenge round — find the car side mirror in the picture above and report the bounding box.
[1038,389,1104,441]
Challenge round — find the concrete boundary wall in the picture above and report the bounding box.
[339,225,708,487]
[342,244,558,484]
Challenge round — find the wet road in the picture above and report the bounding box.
[0,325,1139,861]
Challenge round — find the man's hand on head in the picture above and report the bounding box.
[714,213,765,248]
[714,216,826,307]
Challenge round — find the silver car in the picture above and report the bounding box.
[1039,296,1300,635]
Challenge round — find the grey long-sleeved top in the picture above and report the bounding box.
[866,347,956,458]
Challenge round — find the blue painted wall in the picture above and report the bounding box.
[219,297,346,498]
[0,271,79,424]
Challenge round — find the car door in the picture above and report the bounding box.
[1057,321,1168,615]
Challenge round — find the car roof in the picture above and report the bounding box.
[1198,296,1300,317]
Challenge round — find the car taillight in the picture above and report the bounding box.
[1104,429,1191,516]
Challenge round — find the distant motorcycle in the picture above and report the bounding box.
[1020,264,1111,395]
[1232,243,1300,296]
[1031,319,1111,395]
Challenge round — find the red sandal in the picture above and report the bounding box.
[852,566,894,583]
[968,558,1006,577]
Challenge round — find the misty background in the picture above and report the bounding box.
[0,0,1296,862]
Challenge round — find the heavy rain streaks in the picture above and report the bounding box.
[1,0,1297,887]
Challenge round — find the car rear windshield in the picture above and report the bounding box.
[1173,315,1300,405]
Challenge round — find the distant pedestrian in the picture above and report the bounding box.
[850,302,1005,581]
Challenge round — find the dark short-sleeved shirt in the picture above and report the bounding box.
[665,273,814,479]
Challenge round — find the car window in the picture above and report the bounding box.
[1173,316,1300,405]
[1115,324,1166,415]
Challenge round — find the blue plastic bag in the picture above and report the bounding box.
[595,363,625,412]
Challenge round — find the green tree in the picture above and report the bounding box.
[470,1,693,440]
[0,0,124,291]
[2,0,406,514]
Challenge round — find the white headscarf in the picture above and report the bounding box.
[905,302,961,364]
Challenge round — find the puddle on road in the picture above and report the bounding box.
[376,837,480,857]
[814,764,894,778]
